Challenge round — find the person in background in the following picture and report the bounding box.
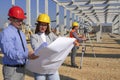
[30,13,60,80]
[0,6,38,80]
[69,22,86,68]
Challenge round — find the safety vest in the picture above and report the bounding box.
[69,29,80,46]
[70,29,76,38]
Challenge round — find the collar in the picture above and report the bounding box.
[38,32,45,35]
[9,24,18,32]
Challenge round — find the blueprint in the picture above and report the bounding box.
[26,37,75,74]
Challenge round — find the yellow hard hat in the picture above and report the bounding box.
[37,13,50,23]
[72,22,79,27]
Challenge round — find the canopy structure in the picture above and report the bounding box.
[52,0,120,26]
[10,0,120,34]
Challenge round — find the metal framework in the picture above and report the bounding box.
[52,0,120,26]
[11,0,120,34]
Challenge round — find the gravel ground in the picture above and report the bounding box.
[0,33,120,80]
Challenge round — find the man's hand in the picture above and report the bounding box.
[81,35,87,41]
[82,37,87,41]
[28,51,39,60]
[78,34,83,38]
[74,40,80,46]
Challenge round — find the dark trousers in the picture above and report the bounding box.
[71,46,78,66]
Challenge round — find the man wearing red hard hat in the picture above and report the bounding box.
[0,6,38,80]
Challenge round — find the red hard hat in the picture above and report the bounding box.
[8,6,26,20]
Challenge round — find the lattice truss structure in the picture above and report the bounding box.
[52,0,120,25]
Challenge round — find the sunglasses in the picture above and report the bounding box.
[14,19,23,22]
[9,17,23,22]
[38,23,48,27]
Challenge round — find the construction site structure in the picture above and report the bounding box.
[20,23,33,41]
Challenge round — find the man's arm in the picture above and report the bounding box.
[72,32,83,43]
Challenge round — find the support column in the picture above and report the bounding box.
[74,14,76,21]
[45,0,48,14]
[96,24,102,42]
[36,0,39,17]
[70,12,72,28]
[26,0,31,29]
[12,0,15,6]
[112,22,114,34]
[64,8,67,28]
[56,4,60,35]
[119,9,120,34]
[78,17,81,33]
[56,4,59,27]
[118,0,120,34]
[82,19,85,34]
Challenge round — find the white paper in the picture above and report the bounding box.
[41,33,46,42]
[26,37,75,74]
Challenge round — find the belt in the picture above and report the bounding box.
[4,64,25,67]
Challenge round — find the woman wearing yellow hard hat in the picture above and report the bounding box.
[30,13,60,80]
[70,21,86,68]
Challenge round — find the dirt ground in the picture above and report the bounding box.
[0,33,120,80]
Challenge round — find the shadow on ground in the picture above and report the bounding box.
[68,52,120,58]
[115,40,120,44]
[86,45,120,49]
[0,55,75,80]
[60,75,76,80]
[76,53,120,58]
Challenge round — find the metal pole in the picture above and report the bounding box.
[64,8,67,28]
[112,22,114,34]
[80,18,85,69]
[70,12,72,28]
[26,0,31,29]
[100,24,102,42]
[87,33,96,57]
[12,0,15,6]
[45,0,48,14]
[56,3,60,34]
[79,17,82,33]
[80,41,85,69]
[36,0,39,17]
[74,14,76,21]
[56,4,59,27]
[118,7,120,34]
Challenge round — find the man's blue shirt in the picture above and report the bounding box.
[0,25,28,65]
